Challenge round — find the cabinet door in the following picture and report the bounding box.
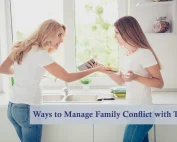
[156,125,177,142]
[149,125,155,142]
[42,125,62,142]
[0,108,19,142]
[94,124,126,142]
[55,124,93,142]
[94,124,155,142]
[42,124,93,142]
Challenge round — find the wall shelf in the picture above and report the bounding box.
[129,0,176,34]
[145,33,176,36]
[136,1,174,7]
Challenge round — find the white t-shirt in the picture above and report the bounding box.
[120,48,157,105]
[9,46,54,104]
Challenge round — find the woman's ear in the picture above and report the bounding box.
[43,41,51,47]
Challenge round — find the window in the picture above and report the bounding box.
[75,0,119,77]
[10,0,64,66]
[7,0,124,88]
[10,0,65,82]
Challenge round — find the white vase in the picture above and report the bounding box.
[82,84,90,91]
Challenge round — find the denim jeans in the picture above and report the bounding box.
[7,102,42,142]
[123,124,153,142]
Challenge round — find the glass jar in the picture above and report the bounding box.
[153,17,170,33]
[153,0,161,2]
[153,0,171,2]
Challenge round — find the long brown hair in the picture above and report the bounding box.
[114,16,161,69]
[10,19,66,64]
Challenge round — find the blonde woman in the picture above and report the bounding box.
[88,16,164,142]
[0,19,108,142]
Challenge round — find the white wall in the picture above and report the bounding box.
[146,34,177,89]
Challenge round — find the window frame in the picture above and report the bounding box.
[0,0,13,93]
[3,0,128,89]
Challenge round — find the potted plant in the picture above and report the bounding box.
[80,77,92,90]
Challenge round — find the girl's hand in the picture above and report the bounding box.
[94,65,107,72]
[122,70,138,82]
[86,61,115,74]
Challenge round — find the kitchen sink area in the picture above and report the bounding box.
[41,91,117,103]
[64,94,98,102]
[42,94,65,103]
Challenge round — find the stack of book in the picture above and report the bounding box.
[110,87,126,97]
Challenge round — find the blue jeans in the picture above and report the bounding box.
[123,124,153,142]
[7,102,42,142]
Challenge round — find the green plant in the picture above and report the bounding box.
[11,77,14,86]
[80,77,92,85]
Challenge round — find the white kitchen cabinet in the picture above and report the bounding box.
[155,125,177,142]
[0,107,19,142]
[42,124,93,142]
[149,125,155,142]
[94,124,155,142]
[93,124,125,142]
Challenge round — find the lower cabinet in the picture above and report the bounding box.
[94,124,156,142]
[42,124,156,142]
[93,124,126,142]
[42,124,93,142]
[0,107,19,142]
[155,125,177,142]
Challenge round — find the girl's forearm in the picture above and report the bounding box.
[135,75,164,88]
[108,73,125,85]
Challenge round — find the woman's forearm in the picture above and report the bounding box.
[108,73,125,85]
[67,68,98,82]
[135,75,164,88]
[0,56,14,75]
[0,67,14,75]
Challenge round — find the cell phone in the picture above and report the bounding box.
[78,59,96,71]
[108,70,118,73]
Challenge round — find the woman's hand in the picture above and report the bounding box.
[85,61,99,68]
[121,70,138,82]
[86,61,114,74]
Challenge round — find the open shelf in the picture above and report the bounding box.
[136,1,174,7]
[128,0,176,34]
[145,32,176,36]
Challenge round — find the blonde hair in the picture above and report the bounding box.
[114,16,161,69]
[10,19,66,64]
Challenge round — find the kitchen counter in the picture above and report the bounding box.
[0,89,177,107]
[0,90,177,142]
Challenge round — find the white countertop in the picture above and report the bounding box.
[0,90,177,108]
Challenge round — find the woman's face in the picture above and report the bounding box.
[114,27,126,46]
[50,27,65,51]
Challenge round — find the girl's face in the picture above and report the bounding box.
[114,27,126,46]
[50,27,65,51]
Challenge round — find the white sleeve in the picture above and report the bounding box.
[140,49,157,68]
[35,50,54,67]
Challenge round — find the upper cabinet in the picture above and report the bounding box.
[128,0,177,34]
